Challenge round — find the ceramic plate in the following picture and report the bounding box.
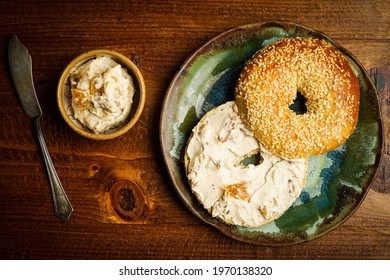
[160,22,383,245]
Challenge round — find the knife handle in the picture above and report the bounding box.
[33,117,73,220]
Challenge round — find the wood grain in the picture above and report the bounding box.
[370,67,390,193]
[0,0,389,260]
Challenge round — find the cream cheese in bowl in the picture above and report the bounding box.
[70,56,134,134]
[57,49,146,140]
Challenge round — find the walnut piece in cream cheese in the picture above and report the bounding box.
[70,56,134,134]
[184,101,308,227]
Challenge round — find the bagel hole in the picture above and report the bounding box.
[238,151,263,167]
[289,91,307,115]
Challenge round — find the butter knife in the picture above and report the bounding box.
[8,35,73,220]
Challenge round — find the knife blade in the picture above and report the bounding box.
[8,35,73,220]
[8,35,42,119]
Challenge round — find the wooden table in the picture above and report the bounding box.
[1,0,389,260]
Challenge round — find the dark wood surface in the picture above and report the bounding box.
[0,0,389,259]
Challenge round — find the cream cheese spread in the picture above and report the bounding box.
[70,56,134,134]
[184,101,308,227]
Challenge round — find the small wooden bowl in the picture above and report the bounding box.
[57,50,146,140]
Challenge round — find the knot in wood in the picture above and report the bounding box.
[109,180,148,221]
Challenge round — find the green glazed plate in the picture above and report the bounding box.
[160,22,383,245]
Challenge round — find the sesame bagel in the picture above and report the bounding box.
[235,37,360,159]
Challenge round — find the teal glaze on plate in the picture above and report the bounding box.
[160,22,383,245]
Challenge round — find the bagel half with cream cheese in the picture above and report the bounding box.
[184,101,308,227]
